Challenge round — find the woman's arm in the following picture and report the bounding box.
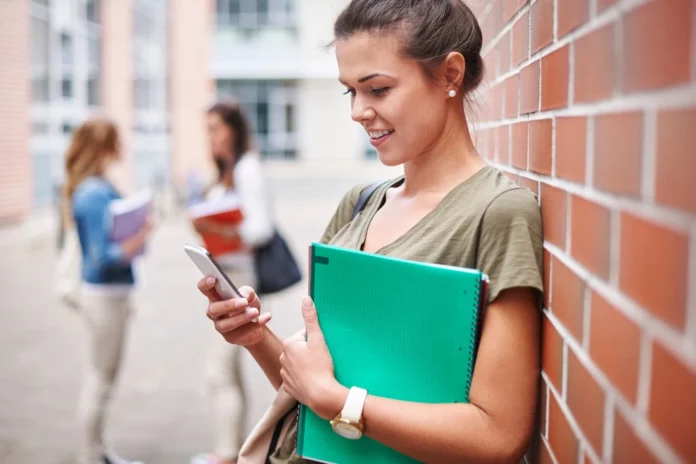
[234,155,275,247]
[247,327,285,391]
[285,287,541,464]
[200,277,284,390]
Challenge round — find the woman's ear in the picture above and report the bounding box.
[442,51,466,91]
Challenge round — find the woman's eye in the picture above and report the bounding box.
[371,87,390,96]
[342,88,356,96]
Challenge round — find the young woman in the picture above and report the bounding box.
[198,0,543,462]
[190,100,276,464]
[64,117,151,464]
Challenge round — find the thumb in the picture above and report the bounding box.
[302,296,324,344]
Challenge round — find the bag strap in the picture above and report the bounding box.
[351,182,383,220]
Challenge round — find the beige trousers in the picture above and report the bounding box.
[77,291,133,464]
[205,266,257,460]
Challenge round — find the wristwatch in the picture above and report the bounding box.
[330,387,368,439]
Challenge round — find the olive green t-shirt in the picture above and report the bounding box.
[269,166,544,463]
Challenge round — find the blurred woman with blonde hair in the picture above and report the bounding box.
[63,116,151,464]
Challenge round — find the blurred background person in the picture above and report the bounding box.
[63,117,152,464]
[189,100,276,464]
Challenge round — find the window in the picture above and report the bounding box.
[216,0,296,34]
[60,32,74,100]
[30,14,50,102]
[86,0,100,23]
[87,34,101,105]
[217,80,298,159]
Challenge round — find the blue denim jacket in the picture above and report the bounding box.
[72,176,134,285]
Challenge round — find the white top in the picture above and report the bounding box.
[207,153,275,271]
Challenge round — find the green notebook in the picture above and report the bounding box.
[297,243,488,464]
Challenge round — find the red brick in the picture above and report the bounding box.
[484,50,498,82]
[498,32,511,76]
[543,250,551,307]
[497,125,510,164]
[623,0,691,92]
[558,0,589,37]
[567,351,605,455]
[530,119,552,175]
[504,75,519,119]
[542,315,564,392]
[548,393,580,464]
[540,183,567,249]
[597,0,619,13]
[486,84,503,122]
[551,259,585,341]
[575,24,616,103]
[656,108,696,213]
[531,0,554,53]
[513,13,529,67]
[649,342,696,460]
[613,409,660,464]
[570,196,611,279]
[482,0,504,49]
[541,45,570,110]
[556,117,587,183]
[589,291,640,404]
[503,171,518,183]
[593,112,643,197]
[511,122,529,169]
[504,0,522,22]
[519,176,539,196]
[620,213,689,329]
[520,60,540,114]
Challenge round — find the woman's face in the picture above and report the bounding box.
[336,32,450,166]
[207,112,235,161]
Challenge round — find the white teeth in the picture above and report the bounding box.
[368,129,394,139]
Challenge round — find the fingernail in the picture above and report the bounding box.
[302,296,313,309]
[245,307,259,320]
[236,298,249,308]
[206,277,215,286]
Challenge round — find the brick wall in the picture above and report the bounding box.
[0,0,32,221]
[471,0,696,462]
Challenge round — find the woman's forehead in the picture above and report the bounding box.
[335,32,414,82]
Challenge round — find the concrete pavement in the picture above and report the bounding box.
[0,164,400,464]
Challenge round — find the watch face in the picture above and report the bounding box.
[333,421,362,440]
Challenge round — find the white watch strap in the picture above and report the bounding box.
[341,387,368,423]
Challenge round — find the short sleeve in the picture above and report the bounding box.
[477,188,544,304]
[319,183,371,245]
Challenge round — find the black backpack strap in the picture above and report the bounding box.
[351,182,383,220]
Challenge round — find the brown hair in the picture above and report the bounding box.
[207,99,253,164]
[62,117,119,224]
[333,0,485,97]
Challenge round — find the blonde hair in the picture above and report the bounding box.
[62,117,120,225]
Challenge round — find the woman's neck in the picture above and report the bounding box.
[401,114,486,197]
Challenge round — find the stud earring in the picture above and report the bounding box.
[448,89,457,98]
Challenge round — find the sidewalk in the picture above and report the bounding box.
[0,168,385,463]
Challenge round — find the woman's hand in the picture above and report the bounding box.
[280,296,347,420]
[198,276,272,347]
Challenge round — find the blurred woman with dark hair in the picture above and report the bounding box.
[190,100,276,464]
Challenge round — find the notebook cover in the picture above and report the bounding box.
[297,243,486,464]
[187,195,244,257]
[109,191,152,257]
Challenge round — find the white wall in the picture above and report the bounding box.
[297,78,363,161]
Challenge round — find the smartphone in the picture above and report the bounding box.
[184,243,245,301]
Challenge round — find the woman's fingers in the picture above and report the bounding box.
[197,276,220,302]
[206,297,251,320]
[214,306,261,333]
[238,286,261,309]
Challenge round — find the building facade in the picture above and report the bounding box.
[210,0,374,161]
[0,0,374,222]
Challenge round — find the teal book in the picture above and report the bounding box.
[297,243,488,464]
